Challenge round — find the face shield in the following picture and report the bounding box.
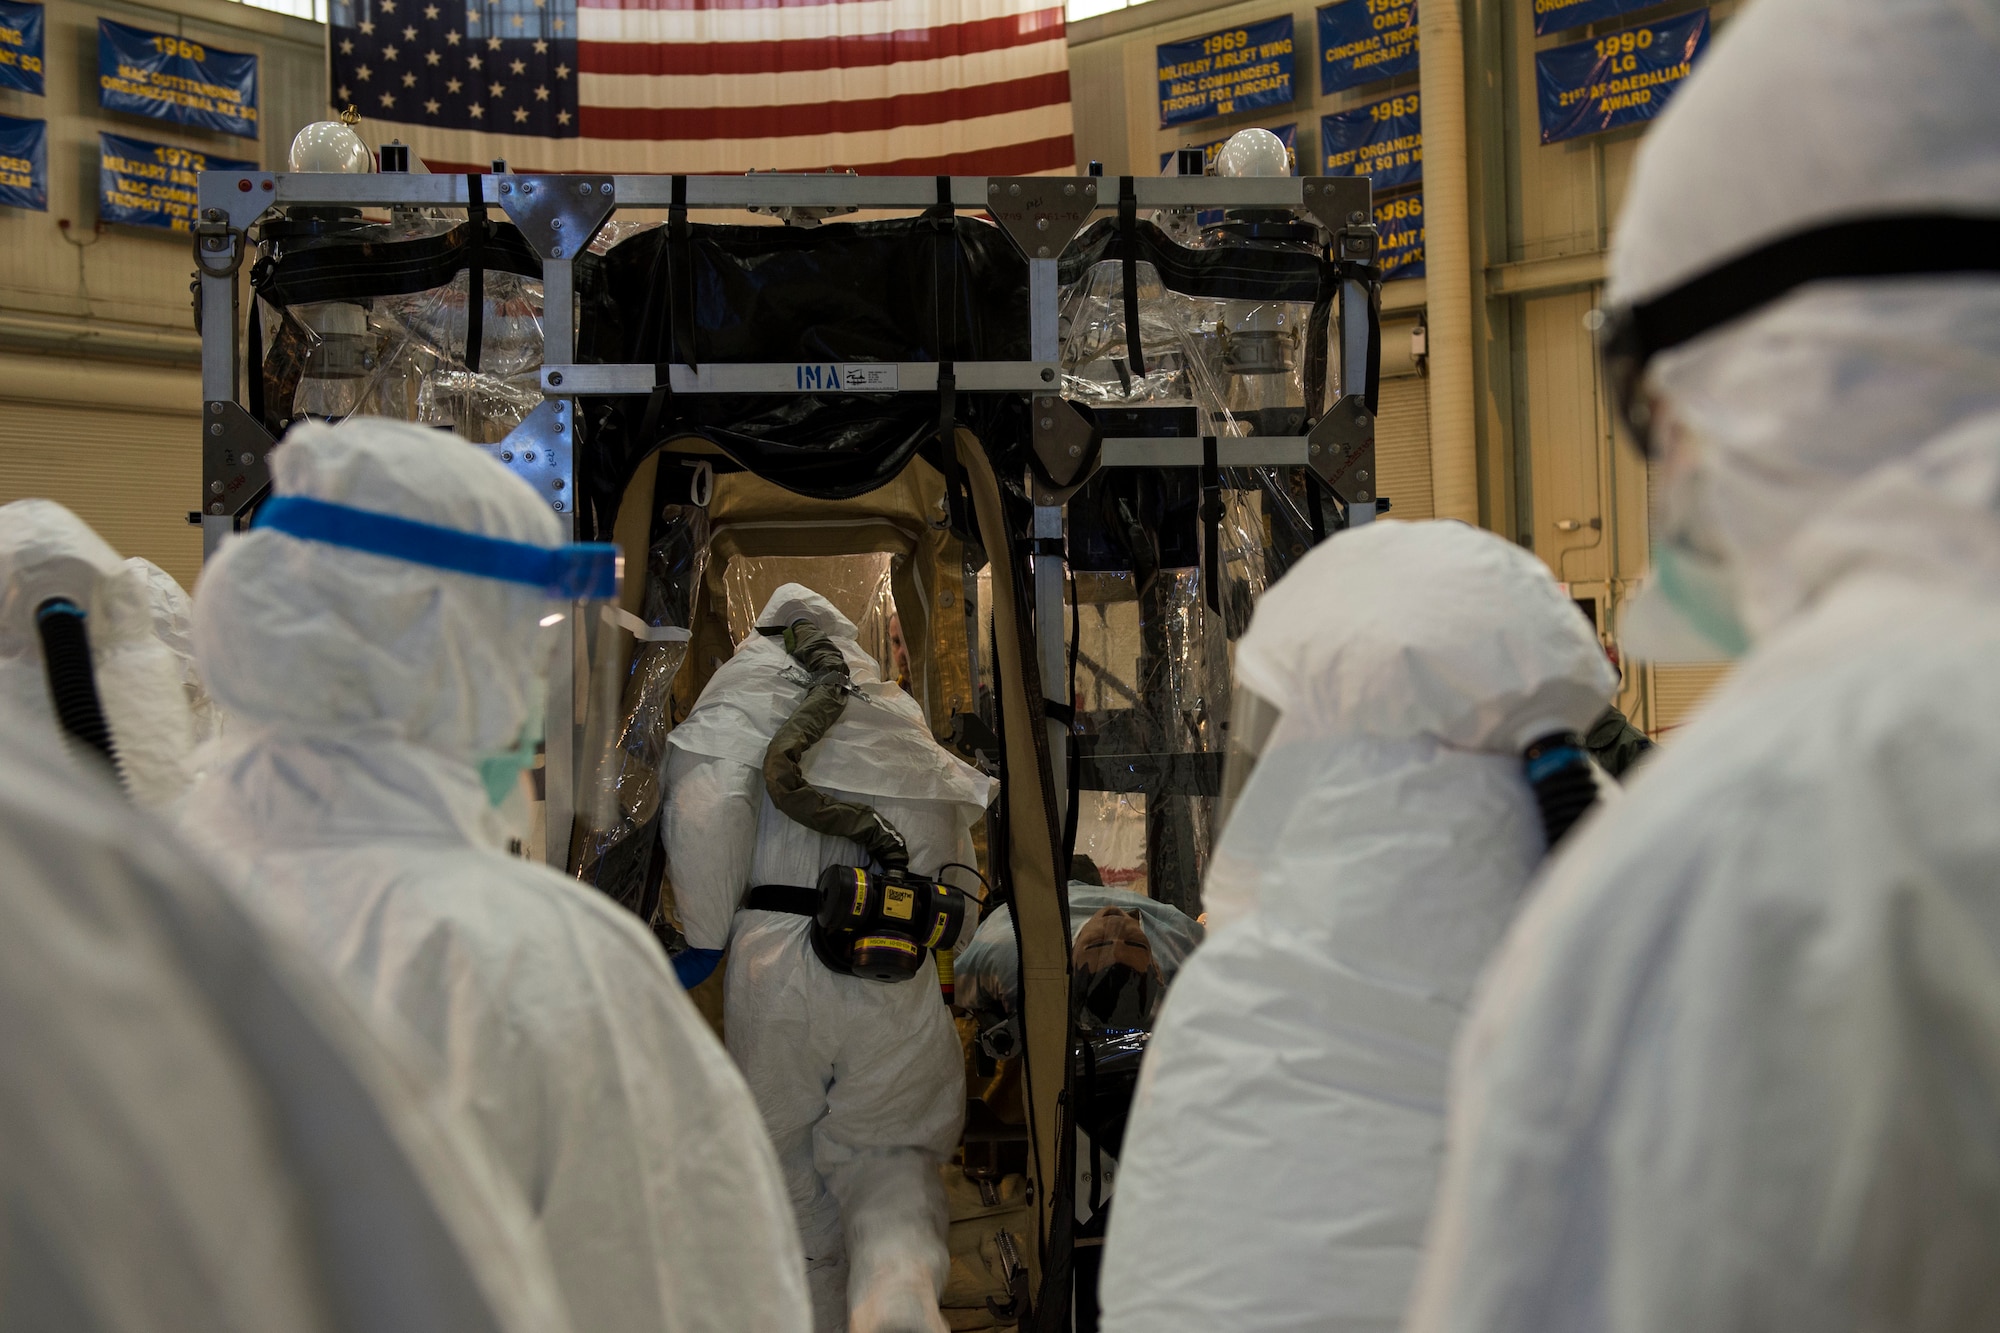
[249,494,622,812]
[1217,684,1284,833]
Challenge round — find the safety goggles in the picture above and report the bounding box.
[1217,685,1284,833]
[255,495,620,600]
[1599,213,2000,456]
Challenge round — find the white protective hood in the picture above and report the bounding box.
[1097,521,1615,1333]
[1404,4,2000,1331]
[127,555,222,744]
[185,418,813,1333]
[0,500,200,808]
[1609,0,2000,654]
[1203,519,1615,933]
[667,582,994,811]
[193,417,562,843]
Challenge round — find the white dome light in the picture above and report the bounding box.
[1214,128,1291,179]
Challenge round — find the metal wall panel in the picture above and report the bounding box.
[0,395,205,588]
[1375,374,1433,521]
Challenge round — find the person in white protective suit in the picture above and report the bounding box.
[125,554,223,744]
[1404,2,2000,1330]
[0,698,575,1333]
[0,500,202,808]
[1094,520,1616,1333]
[177,417,811,1333]
[663,584,995,1333]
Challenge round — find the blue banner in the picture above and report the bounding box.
[1320,90,1420,191]
[100,131,256,233]
[0,0,44,95]
[0,112,45,211]
[1317,0,1418,95]
[1533,0,1668,37]
[98,19,259,139]
[1157,16,1295,129]
[1376,192,1424,280]
[1536,8,1707,145]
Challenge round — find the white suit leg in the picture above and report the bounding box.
[725,915,847,1331]
[815,963,965,1333]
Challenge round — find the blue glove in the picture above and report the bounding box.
[672,947,723,990]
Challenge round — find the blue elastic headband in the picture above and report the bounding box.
[254,495,620,600]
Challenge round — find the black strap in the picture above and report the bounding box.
[745,884,820,917]
[1116,177,1145,376]
[1303,284,1332,416]
[636,176,694,453]
[1304,473,1329,544]
[1061,215,1333,303]
[668,175,697,372]
[1043,699,1076,727]
[1199,435,1223,616]
[1023,536,1066,557]
[1620,213,2000,369]
[251,220,543,308]
[464,172,486,372]
[932,174,973,537]
[246,297,265,425]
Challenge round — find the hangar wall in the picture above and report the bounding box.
[1069,0,1743,729]
[0,0,324,587]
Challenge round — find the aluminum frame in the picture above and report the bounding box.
[193,167,1378,866]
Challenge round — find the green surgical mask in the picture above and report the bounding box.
[1651,542,1751,658]
[479,704,544,808]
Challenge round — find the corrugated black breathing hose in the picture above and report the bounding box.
[762,617,910,872]
[1522,731,1597,850]
[36,599,119,766]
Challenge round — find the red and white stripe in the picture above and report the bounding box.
[384,0,1074,177]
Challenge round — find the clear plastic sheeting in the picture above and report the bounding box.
[1057,259,1328,440]
[1068,568,1228,916]
[263,272,544,444]
[1060,261,1204,409]
[722,554,899,678]
[571,503,711,916]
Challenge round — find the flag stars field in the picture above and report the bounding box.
[325,0,1074,174]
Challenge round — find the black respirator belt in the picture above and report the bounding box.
[746,884,821,916]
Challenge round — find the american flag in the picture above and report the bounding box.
[328,0,1075,176]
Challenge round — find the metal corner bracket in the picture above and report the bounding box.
[1028,396,1099,506]
[492,175,618,261]
[987,177,1098,262]
[492,398,576,512]
[201,401,275,522]
[1306,395,1377,507]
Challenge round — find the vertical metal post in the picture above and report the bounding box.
[1341,272,1377,528]
[199,204,243,560]
[541,249,580,870]
[1028,256,1068,847]
[490,172,617,872]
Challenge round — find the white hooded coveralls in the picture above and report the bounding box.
[0,700,573,1333]
[1097,520,1615,1333]
[0,500,203,808]
[1406,1,2000,1330]
[663,585,994,1333]
[178,418,810,1333]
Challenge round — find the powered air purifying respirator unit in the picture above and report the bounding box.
[753,616,973,984]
